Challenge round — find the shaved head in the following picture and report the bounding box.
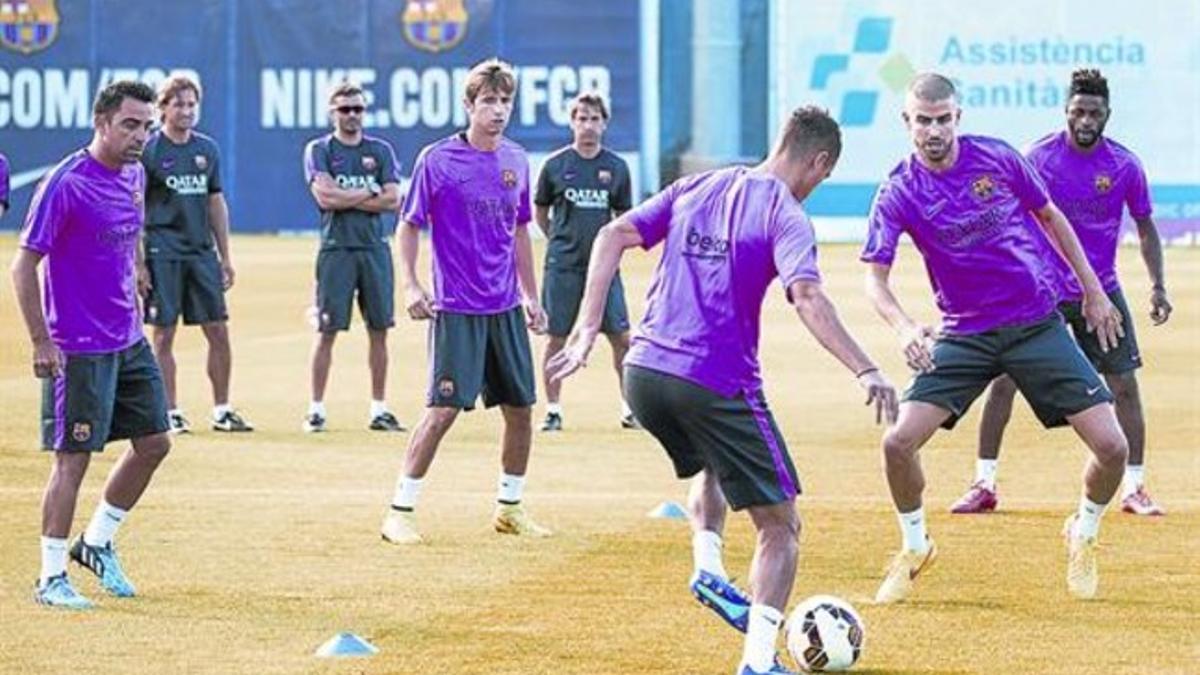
[908,72,957,103]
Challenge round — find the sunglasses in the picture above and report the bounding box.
[335,105,365,115]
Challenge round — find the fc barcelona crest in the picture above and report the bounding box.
[71,422,92,443]
[401,0,469,54]
[194,154,208,171]
[501,168,517,189]
[1094,173,1112,194]
[971,175,996,200]
[362,155,378,172]
[0,0,58,54]
[437,377,455,398]
[597,169,613,185]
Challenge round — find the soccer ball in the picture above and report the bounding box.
[785,595,865,672]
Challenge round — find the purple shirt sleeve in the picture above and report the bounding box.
[0,154,9,208]
[20,174,71,254]
[303,138,328,184]
[1124,156,1153,219]
[626,180,678,249]
[517,157,532,225]
[1004,148,1050,213]
[401,149,434,229]
[861,183,905,265]
[772,210,821,291]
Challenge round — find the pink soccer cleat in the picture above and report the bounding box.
[950,481,998,514]
[1120,486,1165,516]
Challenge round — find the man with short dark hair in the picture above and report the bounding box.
[952,68,1172,517]
[12,80,172,609]
[550,106,897,675]
[535,91,636,432]
[302,81,404,433]
[863,72,1130,604]
[142,74,253,434]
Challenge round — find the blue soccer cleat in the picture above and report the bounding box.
[690,570,751,632]
[737,657,796,674]
[34,573,94,610]
[70,536,137,598]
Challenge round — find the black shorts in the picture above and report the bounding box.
[427,307,537,410]
[145,253,228,326]
[906,315,1114,430]
[1059,288,1142,374]
[542,267,630,338]
[624,365,801,511]
[40,339,170,452]
[314,247,395,332]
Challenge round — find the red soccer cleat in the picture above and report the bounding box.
[1121,486,1166,516]
[950,480,998,514]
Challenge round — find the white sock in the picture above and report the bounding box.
[391,476,423,511]
[497,473,526,504]
[546,402,562,416]
[40,536,68,586]
[741,604,784,672]
[975,459,998,489]
[692,529,727,578]
[1123,464,1144,497]
[1075,496,1106,539]
[898,506,929,554]
[621,398,633,418]
[213,403,232,420]
[370,400,388,419]
[83,500,128,548]
[308,401,326,417]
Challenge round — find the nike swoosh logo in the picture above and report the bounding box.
[1087,386,1103,396]
[696,585,749,620]
[909,549,935,580]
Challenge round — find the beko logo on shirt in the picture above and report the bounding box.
[564,187,608,209]
[165,174,208,195]
[684,228,730,259]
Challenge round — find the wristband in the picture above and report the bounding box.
[855,367,879,378]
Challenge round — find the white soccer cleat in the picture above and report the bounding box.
[1063,515,1099,599]
[381,510,424,545]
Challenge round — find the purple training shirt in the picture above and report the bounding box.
[1026,131,1153,300]
[624,167,822,398]
[401,133,532,314]
[20,149,146,354]
[862,135,1061,335]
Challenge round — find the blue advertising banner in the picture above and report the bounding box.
[0,0,642,232]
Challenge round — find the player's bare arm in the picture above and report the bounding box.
[865,262,936,373]
[547,216,641,382]
[208,192,235,289]
[514,222,547,334]
[309,172,371,211]
[397,221,434,320]
[10,248,63,378]
[1133,215,1171,324]
[1032,202,1123,349]
[788,279,899,424]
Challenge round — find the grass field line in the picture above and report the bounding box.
[0,485,1194,509]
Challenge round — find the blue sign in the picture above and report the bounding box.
[0,0,642,232]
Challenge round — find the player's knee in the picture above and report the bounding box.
[1092,432,1128,469]
[882,427,919,461]
[53,453,91,485]
[133,433,172,463]
[425,407,459,433]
